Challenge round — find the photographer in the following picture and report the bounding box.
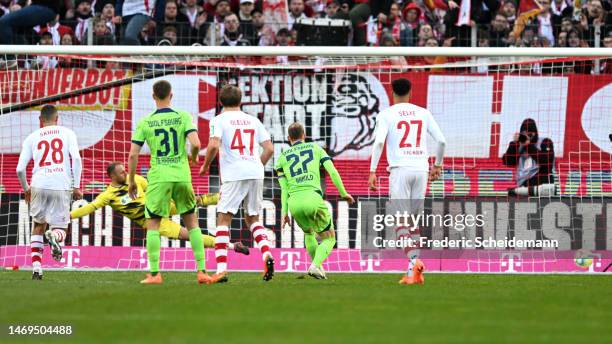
[502,118,556,196]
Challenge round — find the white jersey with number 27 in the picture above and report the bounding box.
[373,103,445,172]
[210,111,271,183]
[17,125,81,190]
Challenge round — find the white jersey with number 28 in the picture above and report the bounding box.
[210,111,271,183]
[17,125,81,190]
[373,103,445,172]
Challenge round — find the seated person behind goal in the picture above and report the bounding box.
[70,162,249,254]
[502,118,556,196]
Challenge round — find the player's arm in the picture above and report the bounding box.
[258,120,274,165]
[184,112,200,165]
[369,114,388,190]
[70,192,110,219]
[200,117,220,175]
[322,157,354,204]
[427,113,446,181]
[200,137,219,176]
[15,137,32,202]
[127,143,142,199]
[187,131,201,165]
[69,131,83,199]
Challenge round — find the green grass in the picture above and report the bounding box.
[1,271,610,344]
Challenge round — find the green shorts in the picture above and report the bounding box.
[288,191,333,233]
[145,182,196,219]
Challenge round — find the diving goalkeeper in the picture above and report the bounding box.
[70,162,249,255]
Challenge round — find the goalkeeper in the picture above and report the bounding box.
[71,162,249,255]
[276,123,354,279]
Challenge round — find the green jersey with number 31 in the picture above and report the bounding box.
[131,108,196,184]
[275,141,331,195]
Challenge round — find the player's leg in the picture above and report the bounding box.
[211,180,247,282]
[196,193,219,207]
[244,179,274,281]
[172,224,249,255]
[310,197,335,279]
[140,183,171,284]
[29,187,48,279]
[173,182,209,284]
[288,194,319,261]
[44,190,71,262]
[31,222,46,280]
[399,172,427,285]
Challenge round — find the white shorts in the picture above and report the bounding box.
[217,179,263,216]
[389,168,427,214]
[30,187,71,227]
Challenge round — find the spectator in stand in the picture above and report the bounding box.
[400,2,422,46]
[220,12,250,45]
[117,0,161,45]
[560,16,574,33]
[551,0,573,36]
[93,15,116,45]
[204,0,233,45]
[333,0,392,46]
[380,33,396,46]
[338,1,350,16]
[557,30,568,46]
[61,32,75,45]
[74,0,93,44]
[27,31,58,69]
[598,32,612,73]
[36,16,75,46]
[288,0,308,30]
[0,1,59,48]
[376,2,401,45]
[276,27,291,46]
[250,8,275,45]
[138,20,156,45]
[158,0,192,45]
[580,0,607,46]
[238,0,255,43]
[182,0,208,43]
[158,25,179,45]
[95,1,120,37]
[502,0,517,25]
[323,0,340,18]
[444,0,500,46]
[182,0,204,26]
[533,0,556,46]
[489,13,510,47]
[416,23,435,46]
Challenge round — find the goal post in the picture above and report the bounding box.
[0,46,610,273]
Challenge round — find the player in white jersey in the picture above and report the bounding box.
[16,105,83,280]
[200,85,275,283]
[368,78,446,285]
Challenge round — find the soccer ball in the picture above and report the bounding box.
[574,257,593,269]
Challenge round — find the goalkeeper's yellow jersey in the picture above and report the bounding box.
[71,175,149,227]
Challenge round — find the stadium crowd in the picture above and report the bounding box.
[0,0,610,47]
[0,0,610,71]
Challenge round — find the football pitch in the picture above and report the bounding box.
[1,271,610,344]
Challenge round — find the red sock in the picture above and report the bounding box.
[51,228,66,243]
[214,226,229,272]
[31,234,44,271]
[250,222,271,261]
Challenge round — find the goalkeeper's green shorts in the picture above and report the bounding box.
[288,191,333,233]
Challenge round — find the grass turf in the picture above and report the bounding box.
[0,271,610,344]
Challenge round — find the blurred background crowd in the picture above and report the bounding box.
[0,0,610,71]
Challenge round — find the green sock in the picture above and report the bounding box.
[188,228,206,271]
[146,230,161,273]
[304,232,318,260]
[313,236,336,268]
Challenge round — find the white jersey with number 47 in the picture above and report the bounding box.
[373,103,445,172]
[17,125,81,190]
[210,111,271,183]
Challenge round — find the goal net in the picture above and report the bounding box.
[0,47,610,273]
